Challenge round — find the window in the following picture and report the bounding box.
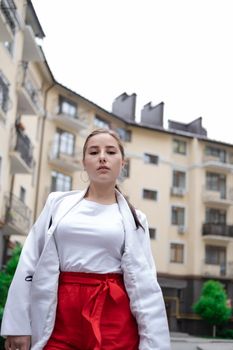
[0,71,10,116]
[53,129,75,156]
[173,139,187,155]
[1,0,18,35]
[172,206,185,225]
[172,170,186,188]
[206,172,226,192]
[19,186,26,203]
[94,115,110,129]
[205,245,226,265]
[206,208,226,224]
[170,243,184,263]
[123,159,130,178]
[143,189,157,201]
[144,153,159,165]
[51,171,72,192]
[59,96,77,118]
[149,228,156,239]
[205,146,226,163]
[116,128,132,142]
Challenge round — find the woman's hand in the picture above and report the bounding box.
[5,336,31,350]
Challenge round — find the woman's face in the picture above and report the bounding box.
[83,133,124,185]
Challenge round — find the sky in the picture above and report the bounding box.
[32,0,233,144]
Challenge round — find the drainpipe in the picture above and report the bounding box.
[33,82,55,222]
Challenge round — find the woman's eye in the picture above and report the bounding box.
[108,151,116,154]
[90,151,98,155]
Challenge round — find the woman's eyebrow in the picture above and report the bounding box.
[88,145,117,149]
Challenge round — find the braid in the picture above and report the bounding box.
[115,185,144,231]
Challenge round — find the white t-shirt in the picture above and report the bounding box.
[54,198,125,273]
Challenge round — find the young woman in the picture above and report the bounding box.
[1,129,170,350]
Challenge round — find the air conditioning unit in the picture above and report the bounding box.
[171,187,185,196]
[178,226,186,234]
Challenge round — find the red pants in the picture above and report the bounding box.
[44,272,139,350]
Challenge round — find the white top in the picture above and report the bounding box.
[54,198,125,273]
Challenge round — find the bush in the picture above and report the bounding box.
[0,244,22,349]
[217,328,233,339]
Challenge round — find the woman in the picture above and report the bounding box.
[1,129,170,350]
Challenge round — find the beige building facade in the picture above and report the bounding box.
[1,0,233,335]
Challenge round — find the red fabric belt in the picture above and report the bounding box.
[59,272,126,350]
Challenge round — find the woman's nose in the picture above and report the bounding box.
[99,151,106,162]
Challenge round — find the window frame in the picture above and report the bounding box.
[170,243,184,263]
[142,188,158,201]
[173,139,187,155]
[144,153,159,165]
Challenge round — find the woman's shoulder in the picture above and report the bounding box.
[46,189,83,203]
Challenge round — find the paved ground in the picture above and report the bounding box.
[171,333,233,350]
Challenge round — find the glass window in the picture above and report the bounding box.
[172,170,186,188]
[143,189,157,201]
[116,128,132,142]
[149,228,156,239]
[0,71,10,114]
[1,0,18,34]
[170,243,184,263]
[51,171,72,192]
[172,206,185,225]
[205,245,226,265]
[206,172,225,191]
[53,129,75,156]
[124,159,130,178]
[94,115,110,129]
[173,139,187,155]
[19,186,26,203]
[206,208,226,224]
[59,96,77,118]
[205,146,226,163]
[144,153,159,165]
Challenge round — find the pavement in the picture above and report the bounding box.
[171,332,233,350]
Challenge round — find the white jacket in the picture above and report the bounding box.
[1,189,170,350]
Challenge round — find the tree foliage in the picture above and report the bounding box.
[193,280,232,333]
[0,244,22,320]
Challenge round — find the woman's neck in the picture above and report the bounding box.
[85,183,117,204]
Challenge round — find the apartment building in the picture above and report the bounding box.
[1,0,233,335]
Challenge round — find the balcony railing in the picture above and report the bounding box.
[202,188,233,206]
[48,141,82,172]
[17,62,44,116]
[9,127,34,173]
[0,0,18,42]
[202,154,233,171]
[202,261,233,278]
[202,223,233,238]
[0,72,11,119]
[2,193,31,235]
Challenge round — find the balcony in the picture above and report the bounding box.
[48,142,82,172]
[1,193,32,236]
[203,189,233,207]
[0,0,18,42]
[9,128,34,174]
[202,155,233,172]
[22,25,44,62]
[17,62,44,116]
[170,187,185,197]
[50,109,87,133]
[202,223,233,241]
[202,261,233,279]
[0,72,11,121]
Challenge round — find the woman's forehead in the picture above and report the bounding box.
[86,133,119,147]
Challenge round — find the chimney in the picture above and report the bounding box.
[140,102,164,128]
[112,93,136,121]
[168,117,207,136]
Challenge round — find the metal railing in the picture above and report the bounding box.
[15,130,33,168]
[202,223,233,238]
[0,0,18,34]
[4,193,31,234]
[18,62,44,115]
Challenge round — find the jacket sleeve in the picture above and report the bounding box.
[0,193,56,336]
[122,210,171,350]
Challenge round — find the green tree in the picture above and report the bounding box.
[0,244,22,349]
[193,280,232,337]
